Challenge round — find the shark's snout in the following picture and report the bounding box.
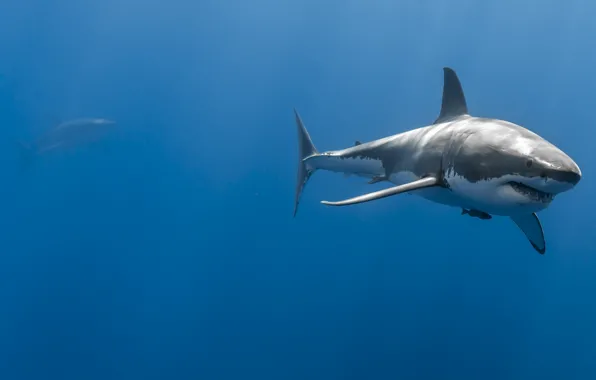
[552,155,581,186]
[539,159,581,194]
[558,165,581,186]
[531,144,582,190]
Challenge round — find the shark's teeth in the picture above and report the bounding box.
[509,182,554,203]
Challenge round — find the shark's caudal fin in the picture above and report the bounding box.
[17,141,35,170]
[433,67,469,124]
[293,109,319,217]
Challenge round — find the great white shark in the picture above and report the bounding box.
[293,67,582,254]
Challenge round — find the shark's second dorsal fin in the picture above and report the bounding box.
[433,67,468,124]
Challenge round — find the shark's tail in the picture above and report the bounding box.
[17,141,35,171]
[293,109,319,217]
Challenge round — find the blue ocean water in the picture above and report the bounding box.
[0,0,594,379]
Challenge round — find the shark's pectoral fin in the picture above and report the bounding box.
[510,213,546,254]
[321,177,439,207]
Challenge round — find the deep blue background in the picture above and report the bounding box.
[0,0,594,379]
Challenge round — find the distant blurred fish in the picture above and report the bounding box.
[18,118,116,167]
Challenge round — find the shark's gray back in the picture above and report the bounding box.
[336,116,467,181]
[441,116,572,184]
[344,114,566,183]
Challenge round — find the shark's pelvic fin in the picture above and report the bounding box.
[368,175,387,185]
[510,213,546,254]
[354,140,362,146]
[293,109,319,217]
[321,177,439,207]
[434,67,468,124]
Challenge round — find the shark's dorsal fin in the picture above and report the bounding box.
[433,67,468,124]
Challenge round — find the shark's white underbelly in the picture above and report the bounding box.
[445,173,552,216]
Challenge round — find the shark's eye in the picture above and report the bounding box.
[526,159,533,168]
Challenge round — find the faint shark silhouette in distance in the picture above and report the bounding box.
[19,117,117,169]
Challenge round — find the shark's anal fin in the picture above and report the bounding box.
[510,213,546,254]
[433,67,468,124]
[321,177,439,207]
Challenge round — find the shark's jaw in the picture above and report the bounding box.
[442,172,561,216]
[508,181,555,204]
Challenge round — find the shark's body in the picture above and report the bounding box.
[293,68,582,254]
[18,118,116,166]
[26,118,116,155]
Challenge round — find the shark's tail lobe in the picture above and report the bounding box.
[293,109,318,217]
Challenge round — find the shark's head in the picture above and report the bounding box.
[505,133,581,199]
[447,119,581,215]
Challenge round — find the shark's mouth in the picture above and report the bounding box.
[509,181,554,203]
